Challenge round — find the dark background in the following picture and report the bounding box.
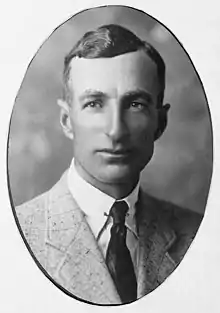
[8,6,212,213]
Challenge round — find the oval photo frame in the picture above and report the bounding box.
[7,5,212,306]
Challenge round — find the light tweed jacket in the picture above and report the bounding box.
[15,171,202,305]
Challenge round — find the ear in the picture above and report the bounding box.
[154,103,170,140]
[57,99,74,140]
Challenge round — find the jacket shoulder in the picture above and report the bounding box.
[141,191,203,233]
[15,171,69,227]
[163,199,202,237]
[15,191,49,229]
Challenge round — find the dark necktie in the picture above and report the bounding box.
[106,201,137,303]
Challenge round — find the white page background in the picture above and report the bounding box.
[1,0,219,312]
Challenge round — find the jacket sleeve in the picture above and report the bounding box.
[15,193,48,267]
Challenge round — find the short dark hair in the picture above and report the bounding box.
[63,24,166,106]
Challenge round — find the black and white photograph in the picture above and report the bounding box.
[7,5,212,306]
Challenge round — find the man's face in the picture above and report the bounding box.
[63,50,165,185]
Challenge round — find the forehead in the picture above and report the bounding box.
[69,50,160,98]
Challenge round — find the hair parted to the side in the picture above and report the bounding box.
[63,24,166,106]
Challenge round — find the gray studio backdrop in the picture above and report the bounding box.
[8,6,212,214]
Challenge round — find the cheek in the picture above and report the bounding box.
[71,111,105,140]
[128,115,156,142]
[72,127,91,150]
[71,118,100,158]
[72,107,106,127]
[71,120,89,151]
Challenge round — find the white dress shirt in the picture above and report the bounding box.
[67,159,140,274]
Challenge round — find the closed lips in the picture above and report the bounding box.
[98,149,131,154]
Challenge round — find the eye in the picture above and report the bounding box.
[129,101,148,111]
[85,100,103,109]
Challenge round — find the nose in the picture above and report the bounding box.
[105,105,129,142]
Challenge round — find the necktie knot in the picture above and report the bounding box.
[109,201,129,225]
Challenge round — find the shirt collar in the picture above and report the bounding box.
[67,159,139,238]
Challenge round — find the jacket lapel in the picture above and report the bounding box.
[45,172,121,305]
[136,192,177,298]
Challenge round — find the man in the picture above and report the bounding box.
[15,24,203,305]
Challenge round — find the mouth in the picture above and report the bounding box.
[97,148,133,160]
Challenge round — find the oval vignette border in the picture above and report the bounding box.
[6,4,213,307]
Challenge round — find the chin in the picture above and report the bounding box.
[96,164,137,184]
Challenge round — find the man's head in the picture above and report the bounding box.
[58,24,170,191]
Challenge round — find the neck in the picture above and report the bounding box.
[74,161,139,199]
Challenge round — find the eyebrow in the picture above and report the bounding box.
[78,88,153,103]
[79,89,107,102]
[121,90,153,103]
